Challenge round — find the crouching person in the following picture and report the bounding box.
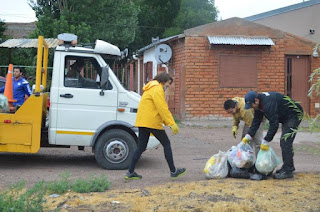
[242,91,303,179]
[224,97,265,157]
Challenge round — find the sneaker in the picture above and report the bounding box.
[125,171,142,180]
[170,168,186,179]
[273,170,293,179]
[276,166,295,173]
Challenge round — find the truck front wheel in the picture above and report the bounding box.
[94,129,137,170]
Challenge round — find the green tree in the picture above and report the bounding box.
[0,19,7,41]
[131,0,181,50]
[163,0,217,37]
[29,0,140,49]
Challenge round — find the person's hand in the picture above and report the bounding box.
[242,134,252,145]
[170,123,179,135]
[260,139,269,151]
[232,126,238,139]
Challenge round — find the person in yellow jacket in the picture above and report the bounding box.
[224,97,265,156]
[125,72,186,180]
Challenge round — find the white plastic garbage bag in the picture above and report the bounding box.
[0,94,9,113]
[227,142,255,169]
[255,147,281,175]
[203,151,229,179]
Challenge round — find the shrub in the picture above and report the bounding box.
[0,181,46,212]
[71,174,111,193]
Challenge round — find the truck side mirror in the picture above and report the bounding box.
[100,66,109,96]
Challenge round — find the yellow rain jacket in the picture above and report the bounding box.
[232,97,254,128]
[135,80,175,129]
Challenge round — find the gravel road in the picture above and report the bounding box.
[0,123,319,190]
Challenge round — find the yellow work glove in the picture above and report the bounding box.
[170,123,179,135]
[232,126,238,139]
[242,134,252,145]
[260,139,269,151]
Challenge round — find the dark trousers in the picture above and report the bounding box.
[280,116,302,171]
[128,127,176,173]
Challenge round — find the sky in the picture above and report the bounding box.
[0,0,308,23]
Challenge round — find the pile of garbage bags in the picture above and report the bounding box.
[203,141,281,179]
[0,94,9,113]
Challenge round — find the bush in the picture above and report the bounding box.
[0,171,111,210]
[46,171,71,194]
[71,174,111,193]
[0,181,46,212]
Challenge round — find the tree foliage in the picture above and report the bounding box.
[0,19,7,41]
[29,0,140,48]
[29,0,218,52]
[163,0,217,37]
[131,0,181,50]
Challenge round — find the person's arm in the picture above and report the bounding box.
[242,108,254,127]
[232,115,240,128]
[22,80,32,97]
[247,110,264,137]
[152,85,175,127]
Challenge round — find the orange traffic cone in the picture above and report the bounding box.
[4,64,17,110]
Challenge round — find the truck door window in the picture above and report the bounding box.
[64,56,112,90]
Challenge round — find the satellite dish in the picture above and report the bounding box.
[154,44,172,64]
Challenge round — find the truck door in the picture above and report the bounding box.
[53,54,117,146]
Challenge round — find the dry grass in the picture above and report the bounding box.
[45,172,320,211]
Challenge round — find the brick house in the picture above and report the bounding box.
[129,18,320,120]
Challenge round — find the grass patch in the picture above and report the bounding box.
[0,171,111,211]
[46,171,71,194]
[71,174,111,193]
[0,181,46,212]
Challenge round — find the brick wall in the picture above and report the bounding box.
[170,39,186,118]
[284,34,320,117]
[180,36,285,120]
[171,35,320,120]
[310,57,320,116]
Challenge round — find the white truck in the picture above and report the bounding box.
[0,34,159,169]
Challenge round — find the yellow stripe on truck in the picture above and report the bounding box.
[56,131,94,135]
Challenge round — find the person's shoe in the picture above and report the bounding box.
[273,170,293,179]
[171,168,186,179]
[125,171,142,180]
[276,166,295,173]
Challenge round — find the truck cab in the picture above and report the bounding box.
[0,34,159,169]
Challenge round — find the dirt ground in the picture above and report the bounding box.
[0,122,320,211]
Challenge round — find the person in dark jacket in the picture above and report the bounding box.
[242,91,303,179]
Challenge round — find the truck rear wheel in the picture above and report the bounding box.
[94,129,137,170]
